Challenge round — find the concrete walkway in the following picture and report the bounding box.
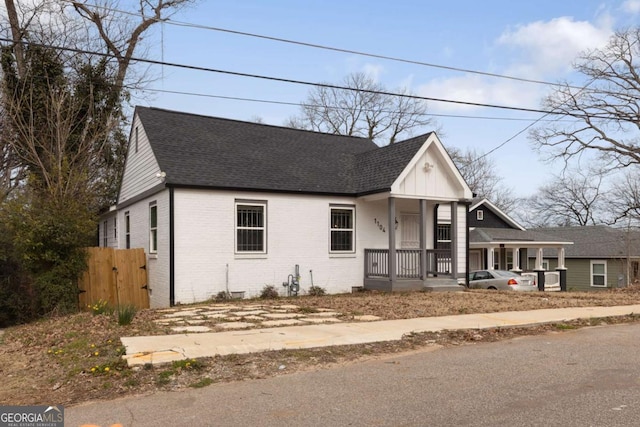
[121,304,640,366]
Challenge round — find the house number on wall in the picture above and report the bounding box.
[373,218,386,233]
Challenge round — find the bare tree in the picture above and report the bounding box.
[0,0,196,313]
[287,72,433,145]
[0,110,23,202]
[1,0,196,205]
[530,28,640,168]
[72,0,194,94]
[606,167,640,225]
[523,167,605,227]
[447,147,516,212]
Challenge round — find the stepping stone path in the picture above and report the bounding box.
[153,302,380,334]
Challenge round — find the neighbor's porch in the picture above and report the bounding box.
[361,196,465,292]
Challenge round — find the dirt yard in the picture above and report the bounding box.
[2,287,640,406]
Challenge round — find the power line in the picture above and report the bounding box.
[0,37,576,116]
[63,0,583,90]
[144,87,579,122]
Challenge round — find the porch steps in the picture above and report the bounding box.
[423,277,466,292]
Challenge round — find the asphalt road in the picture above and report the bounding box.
[67,323,640,427]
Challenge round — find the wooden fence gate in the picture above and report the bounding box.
[78,247,150,310]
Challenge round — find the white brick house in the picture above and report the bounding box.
[105,107,473,307]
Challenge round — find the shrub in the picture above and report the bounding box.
[214,291,231,301]
[5,191,95,316]
[307,285,326,296]
[117,304,137,326]
[259,284,280,299]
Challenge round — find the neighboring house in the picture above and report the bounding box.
[529,226,640,291]
[101,107,473,307]
[467,198,573,289]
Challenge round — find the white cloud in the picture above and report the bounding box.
[622,0,640,14]
[497,16,613,76]
[360,63,385,82]
[417,75,542,113]
[416,16,613,114]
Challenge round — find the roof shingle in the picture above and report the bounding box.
[136,107,429,195]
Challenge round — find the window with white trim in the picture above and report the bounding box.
[330,206,355,253]
[476,210,484,221]
[149,203,157,254]
[591,260,607,287]
[506,250,513,270]
[236,202,266,253]
[125,212,131,249]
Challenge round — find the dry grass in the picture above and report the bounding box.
[2,286,640,406]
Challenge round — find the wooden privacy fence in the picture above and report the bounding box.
[78,247,150,310]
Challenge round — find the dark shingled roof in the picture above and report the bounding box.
[534,226,640,258]
[470,227,570,244]
[354,134,431,194]
[136,107,428,195]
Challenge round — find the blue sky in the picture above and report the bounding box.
[131,0,640,197]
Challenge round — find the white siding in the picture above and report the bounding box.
[117,190,170,308]
[391,135,472,200]
[172,189,392,304]
[456,203,467,278]
[118,114,163,204]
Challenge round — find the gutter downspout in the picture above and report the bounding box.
[169,186,175,307]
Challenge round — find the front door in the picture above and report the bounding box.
[470,250,482,271]
[400,214,420,249]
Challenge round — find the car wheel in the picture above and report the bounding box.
[488,286,497,290]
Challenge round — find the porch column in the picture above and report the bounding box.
[512,247,521,272]
[556,247,567,292]
[557,247,566,269]
[488,247,495,270]
[450,201,458,277]
[535,247,545,291]
[419,199,427,280]
[388,197,396,284]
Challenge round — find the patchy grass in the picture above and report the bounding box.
[1,286,640,406]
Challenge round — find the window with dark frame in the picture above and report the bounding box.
[149,204,157,253]
[102,220,108,247]
[236,203,266,253]
[436,223,451,251]
[125,212,130,249]
[330,207,355,252]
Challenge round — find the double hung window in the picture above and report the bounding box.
[236,202,267,253]
[330,206,355,253]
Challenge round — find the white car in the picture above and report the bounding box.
[468,270,537,291]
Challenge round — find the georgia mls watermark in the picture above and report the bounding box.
[0,406,63,427]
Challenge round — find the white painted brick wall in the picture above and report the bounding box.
[98,211,118,248]
[117,190,170,308]
[171,189,394,303]
[115,187,470,307]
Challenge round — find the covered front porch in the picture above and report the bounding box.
[469,228,573,291]
[361,196,466,292]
